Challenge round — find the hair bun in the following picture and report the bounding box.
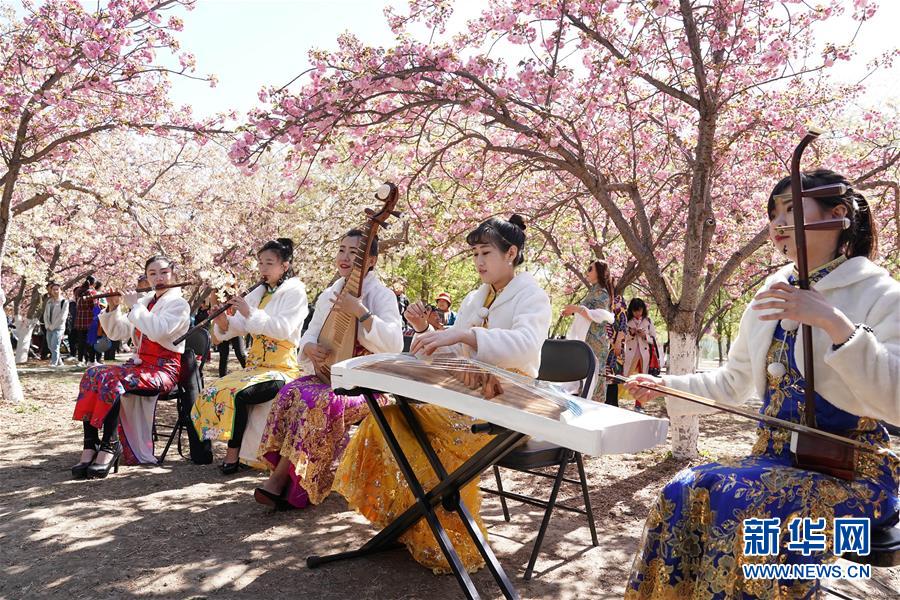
[276,237,294,255]
[508,214,526,231]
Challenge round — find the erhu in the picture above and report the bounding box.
[315,182,401,384]
[783,127,858,480]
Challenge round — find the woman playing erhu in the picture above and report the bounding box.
[334,214,552,574]
[624,169,899,599]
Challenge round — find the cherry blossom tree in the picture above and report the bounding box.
[236,0,897,456]
[0,0,216,401]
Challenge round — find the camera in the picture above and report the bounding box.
[425,304,446,324]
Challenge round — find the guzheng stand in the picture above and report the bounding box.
[307,389,526,600]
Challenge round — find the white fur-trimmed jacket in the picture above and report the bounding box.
[418,271,552,378]
[99,287,190,354]
[213,276,308,347]
[664,257,900,426]
[299,271,403,373]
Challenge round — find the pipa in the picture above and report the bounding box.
[315,182,401,383]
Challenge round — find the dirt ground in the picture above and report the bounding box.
[1,361,898,600]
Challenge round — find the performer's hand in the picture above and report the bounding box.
[404,301,429,332]
[212,305,229,332]
[752,282,855,344]
[304,343,331,364]
[332,291,366,318]
[122,291,141,308]
[410,328,463,356]
[623,374,664,404]
[230,295,251,317]
[107,293,122,310]
[451,368,504,399]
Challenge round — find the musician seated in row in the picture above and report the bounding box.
[71,256,190,479]
[334,214,552,574]
[191,239,308,474]
[253,229,403,510]
[625,169,899,599]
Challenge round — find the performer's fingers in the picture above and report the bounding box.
[752,300,790,311]
[767,282,796,293]
[756,290,791,301]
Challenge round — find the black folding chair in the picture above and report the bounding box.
[480,338,599,580]
[137,327,213,464]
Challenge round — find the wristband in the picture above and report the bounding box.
[359,310,373,324]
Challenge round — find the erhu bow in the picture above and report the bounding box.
[315,182,401,384]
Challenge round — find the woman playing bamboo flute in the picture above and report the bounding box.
[191,239,308,474]
[624,169,899,599]
[71,256,189,478]
[334,214,552,574]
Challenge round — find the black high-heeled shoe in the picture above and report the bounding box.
[253,487,296,512]
[86,441,121,479]
[219,461,242,475]
[71,443,99,480]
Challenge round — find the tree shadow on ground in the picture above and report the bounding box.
[2,369,897,599]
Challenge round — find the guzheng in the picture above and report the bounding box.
[331,353,669,456]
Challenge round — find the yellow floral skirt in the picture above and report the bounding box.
[333,404,492,574]
[191,333,299,443]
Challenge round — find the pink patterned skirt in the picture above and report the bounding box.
[258,375,387,507]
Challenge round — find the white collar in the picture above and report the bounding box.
[771,256,887,291]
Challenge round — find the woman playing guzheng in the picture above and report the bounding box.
[334,214,552,574]
[624,169,899,599]
[71,256,190,479]
[253,229,403,510]
[191,238,308,474]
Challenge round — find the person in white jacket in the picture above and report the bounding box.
[191,239,308,475]
[42,282,68,367]
[623,169,899,599]
[253,229,403,510]
[562,260,615,401]
[71,256,190,480]
[334,214,553,574]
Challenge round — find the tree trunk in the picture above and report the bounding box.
[13,316,36,364]
[666,329,699,459]
[0,289,25,403]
